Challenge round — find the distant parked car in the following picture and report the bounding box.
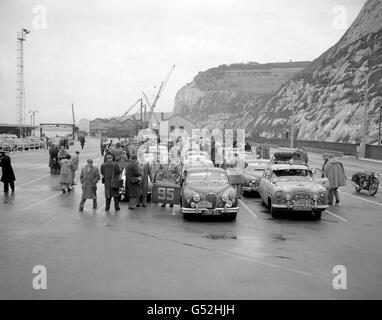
[241,160,270,196]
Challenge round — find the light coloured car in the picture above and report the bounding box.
[241,160,270,195]
[181,167,239,221]
[258,164,329,220]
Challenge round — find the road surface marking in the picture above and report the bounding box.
[23,192,62,210]
[341,191,382,207]
[239,199,258,218]
[17,174,51,189]
[325,210,348,222]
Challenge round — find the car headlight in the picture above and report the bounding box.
[251,179,257,184]
[226,200,233,208]
[221,194,229,202]
[275,191,283,198]
[319,190,327,198]
[193,194,201,203]
[190,202,196,208]
[286,194,291,201]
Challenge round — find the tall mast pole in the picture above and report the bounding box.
[16,28,30,137]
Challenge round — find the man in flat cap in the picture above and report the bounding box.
[79,159,101,211]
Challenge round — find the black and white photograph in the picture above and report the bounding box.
[0,0,382,304]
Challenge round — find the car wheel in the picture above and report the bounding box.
[312,211,322,220]
[269,199,278,218]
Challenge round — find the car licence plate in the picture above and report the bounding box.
[293,200,311,211]
[201,210,221,216]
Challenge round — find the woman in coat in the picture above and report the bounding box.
[100,155,121,211]
[78,159,101,211]
[125,155,142,210]
[0,152,16,193]
[60,155,73,193]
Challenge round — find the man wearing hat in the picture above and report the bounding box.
[100,155,121,211]
[79,159,101,211]
[0,151,15,194]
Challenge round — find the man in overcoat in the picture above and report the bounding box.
[125,155,142,210]
[323,154,346,205]
[0,152,16,193]
[79,159,101,211]
[101,155,121,211]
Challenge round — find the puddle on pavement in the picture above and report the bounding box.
[205,233,238,240]
[273,234,287,242]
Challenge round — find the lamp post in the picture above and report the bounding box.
[360,67,382,158]
[379,104,382,146]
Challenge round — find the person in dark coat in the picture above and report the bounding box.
[49,145,60,175]
[79,159,101,211]
[100,155,121,211]
[210,136,216,166]
[125,155,142,210]
[0,152,16,193]
[245,142,252,152]
[80,136,85,150]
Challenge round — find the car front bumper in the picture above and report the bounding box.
[182,206,239,215]
[272,203,328,211]
[243,186,259,192]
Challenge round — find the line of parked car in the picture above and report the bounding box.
[0,134,46,152]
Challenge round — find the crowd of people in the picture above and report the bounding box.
[0,134,351,211]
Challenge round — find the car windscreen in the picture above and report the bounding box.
[272,169,313,181]
[187,172,228,183]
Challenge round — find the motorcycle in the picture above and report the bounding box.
[351,171,380,196]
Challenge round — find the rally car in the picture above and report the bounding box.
[258,164,328,220]
[180,167,239,221]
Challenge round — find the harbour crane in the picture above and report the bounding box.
[118,98,143,122]
[144,65,175,127]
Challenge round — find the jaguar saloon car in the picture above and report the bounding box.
[181,167,239,221]
[258,164,329,220]
[242,160,270,196]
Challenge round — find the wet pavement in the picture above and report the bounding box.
[1,138,382,299]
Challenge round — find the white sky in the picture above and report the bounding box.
[0,0,366,124]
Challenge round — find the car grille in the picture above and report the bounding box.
[293,193,310,200]
[205,193,217,208]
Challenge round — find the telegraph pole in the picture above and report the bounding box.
[16,28,30,137]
